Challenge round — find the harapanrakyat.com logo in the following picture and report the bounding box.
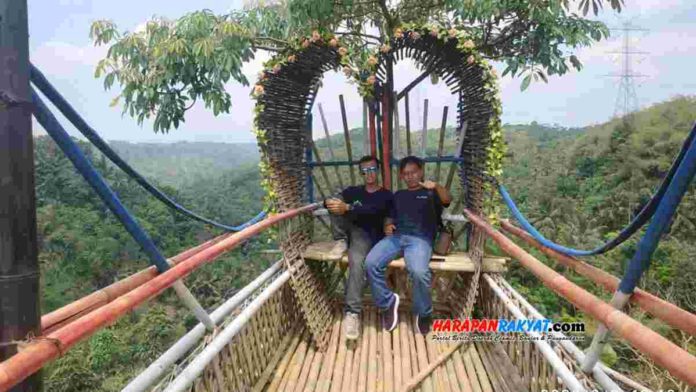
[430,318,586,342]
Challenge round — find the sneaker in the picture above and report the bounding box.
[416,314,432,335]
[344,312,360,340]
[381,294,400,332]
[331,239,348,256]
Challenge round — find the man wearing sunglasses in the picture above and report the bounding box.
[365,155,451,335]
[325,155,393,340]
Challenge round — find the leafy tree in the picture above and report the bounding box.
[89,0,623,132]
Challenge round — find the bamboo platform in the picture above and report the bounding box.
[257,307,521,392]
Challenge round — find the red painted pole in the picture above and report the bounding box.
[369,104,377,158]
[41,233,231,333]
[0,204,318,391]
[501,220,696,337]
[381,94,391,190]
[465,210,696,386]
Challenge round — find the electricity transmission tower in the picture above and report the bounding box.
[605,22,648,128]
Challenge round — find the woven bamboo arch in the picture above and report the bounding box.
[253,42,348,350]
[374,29,501,233]
[252,29,502,348]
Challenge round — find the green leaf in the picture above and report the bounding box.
[520,74,532,91]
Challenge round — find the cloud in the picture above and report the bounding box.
[31,41,107,76]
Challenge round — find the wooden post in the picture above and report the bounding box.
[421,99,428,157]
[318,103,344,191]
[386,57,395,190]
[435,106,448,182]
[363,100,369,157]
[404,93,412,156]
[339,95,356,185]
[381,92,392,190]
[393,91,403,190]
[0,0,42,390]
[445,121,468,192]
[305,114,314,202]
[368,102,377,158]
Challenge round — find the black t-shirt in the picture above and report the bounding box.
[341,186,393,243]
[390,188,449,243]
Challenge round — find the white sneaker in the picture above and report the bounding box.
[331,240,348,255]
[344,312,360,340]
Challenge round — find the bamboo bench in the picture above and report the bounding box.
[303,241,508,273]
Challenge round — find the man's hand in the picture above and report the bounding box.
[419,180,437,190]
[326,199,350,215]
[384,223,396,235]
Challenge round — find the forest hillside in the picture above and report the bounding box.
[37,95,695,391]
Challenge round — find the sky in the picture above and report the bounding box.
[28,0,696,144]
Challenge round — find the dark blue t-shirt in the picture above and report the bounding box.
[341,186,393,243]
[390,188,449,243]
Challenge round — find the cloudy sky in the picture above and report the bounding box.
[29,0,696,144]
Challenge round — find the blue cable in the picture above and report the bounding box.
[30,64,265,232]
[499,123,696,257]
[619,125,696,293]
[32,89,169,272]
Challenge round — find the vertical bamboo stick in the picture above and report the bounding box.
[425,335,447,392]
[381,320,393,392]
[405,93,412,156]
[414,327,434,392]
[368,310,378,392]
[331,315,349,392]
[399,312,412,388]
[452,349,474,392]
[462,347,482,392]
[392,318,402,389]
[393,91,401,160]
[421,99,429,157]
[339,94,356,185]
[357,310,369,392]
[363,100,369,157]
[316,318,342,392]
[312,141,335,197]
[469,346,493,392]
[445,122,468,192]
[435,106,448,183]
[294,342,317,392]
[318,103,344,191]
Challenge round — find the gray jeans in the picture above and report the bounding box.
[331,214,374,315]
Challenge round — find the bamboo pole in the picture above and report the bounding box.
[318,103,344,190]
[339,95,356,185]
[316,317,341,392]
[312,141,335,197]
[0,3,40,390]
[356,311,369,392]
[445,122,467,192]
[435,106,448,182]
[501,220,696,337]
[367,310,378,392]
[466,211,696,386]
[405,93,412,156]
[421,99,429,157]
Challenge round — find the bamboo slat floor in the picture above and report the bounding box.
[259,308,510,392]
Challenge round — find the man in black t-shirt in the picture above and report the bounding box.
[325,155,393,340]
[365,156,451,335]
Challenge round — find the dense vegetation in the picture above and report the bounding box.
[36,138,268,390]
[36,96,694,390]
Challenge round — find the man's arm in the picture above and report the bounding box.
[420,181,452,206]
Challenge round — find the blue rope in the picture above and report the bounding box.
[499,123,696,257]
[32,89,169,272]
[619,125,696,293]
[30,64,266,232]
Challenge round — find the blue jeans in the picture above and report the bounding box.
[365,234,433,317]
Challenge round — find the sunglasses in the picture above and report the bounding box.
[360,166,379,175]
